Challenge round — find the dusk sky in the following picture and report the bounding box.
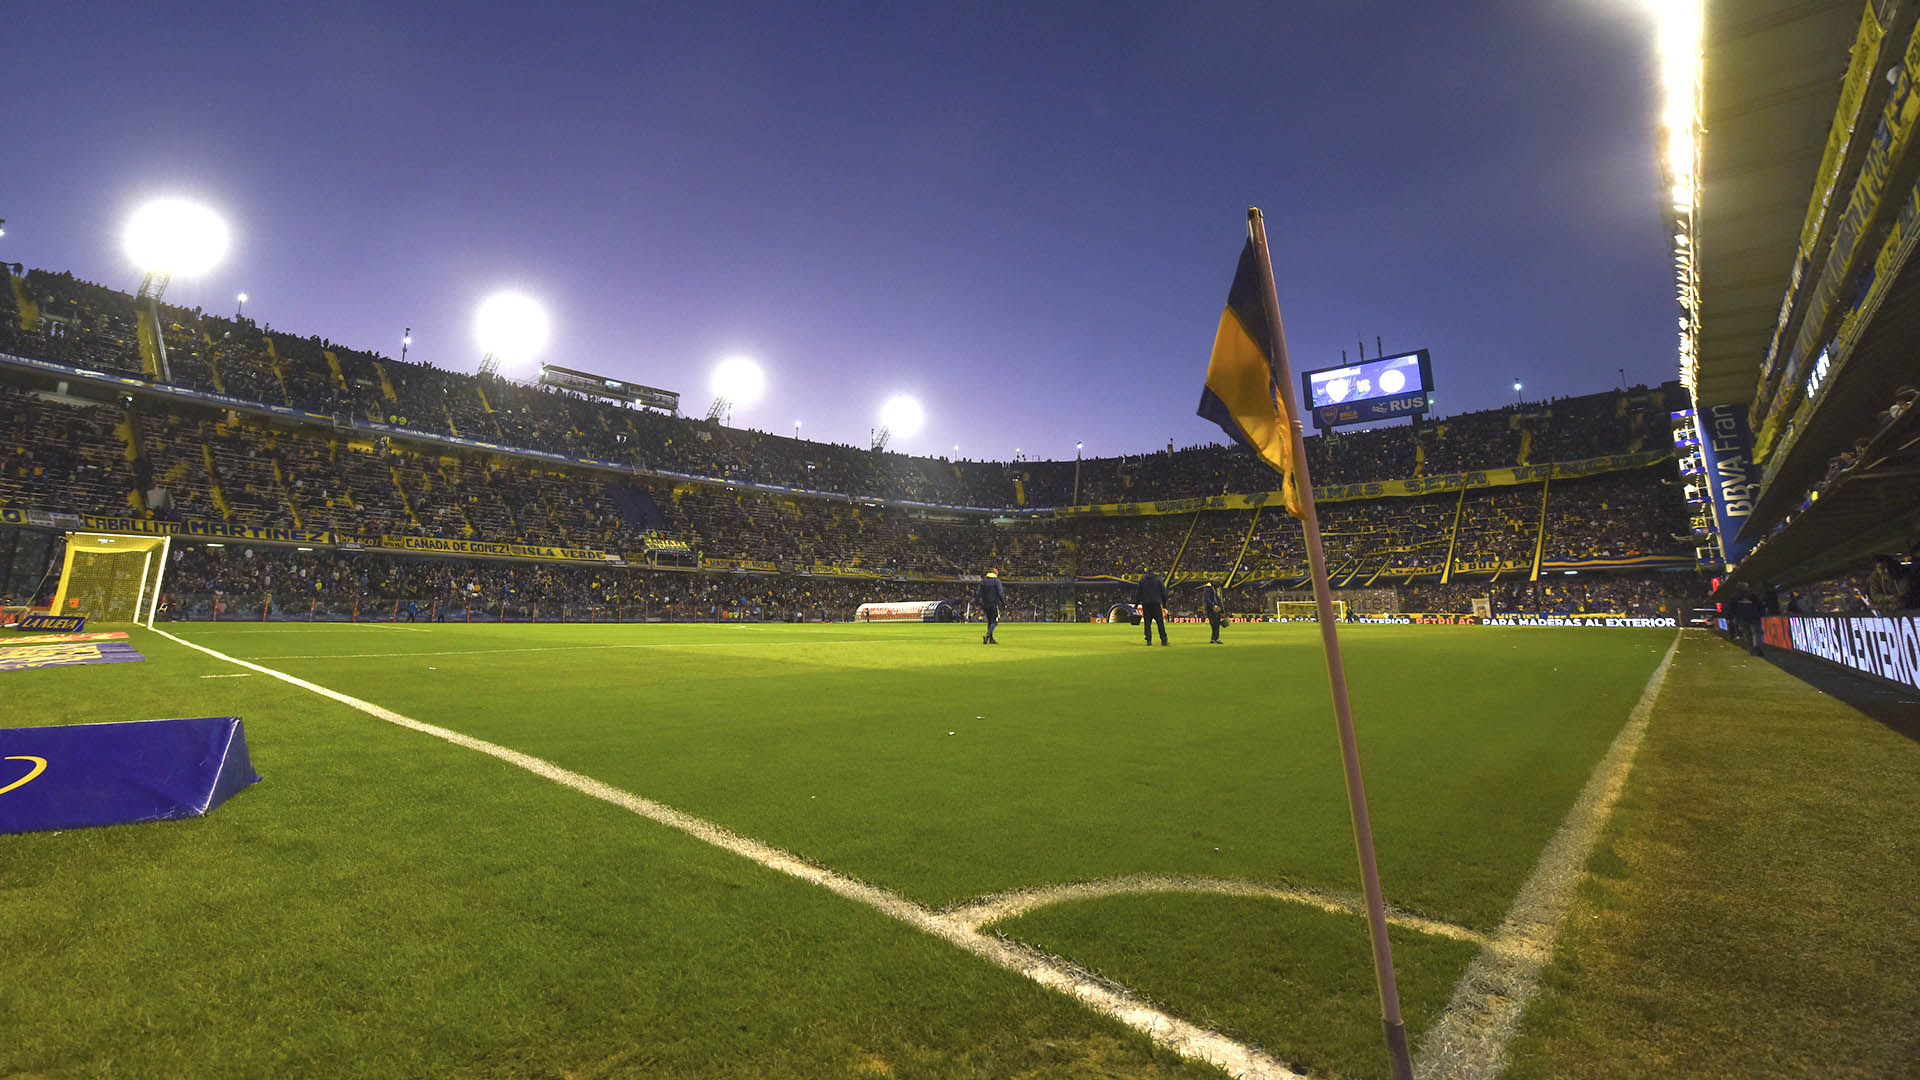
[6,0,1672,461]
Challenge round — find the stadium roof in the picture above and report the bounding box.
[1691,0,1863,409]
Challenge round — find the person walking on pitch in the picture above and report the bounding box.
[1202,580,1224,643]
[979,569,1004,644]
[1135,571,1170,645]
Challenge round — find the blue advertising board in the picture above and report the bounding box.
[1694,402,1760,565]
[0,716,260,834]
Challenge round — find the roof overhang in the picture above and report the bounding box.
[1690,1,1864,408]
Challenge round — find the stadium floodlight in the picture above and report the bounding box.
[123,198,231,278]
[878,394,924,439]
[710,355,766,413]
[474,291,551,376]
[236,292,248,317]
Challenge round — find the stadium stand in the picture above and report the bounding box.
[1,264,1700,620]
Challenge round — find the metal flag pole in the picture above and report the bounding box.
[1245,206,1415,1080]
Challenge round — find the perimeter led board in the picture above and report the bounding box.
[1302,349,1433,428]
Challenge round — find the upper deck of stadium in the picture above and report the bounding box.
[1685,0,1920,586]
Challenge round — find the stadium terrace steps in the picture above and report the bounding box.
[606,483,670,534]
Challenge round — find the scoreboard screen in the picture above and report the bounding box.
[1302,349,1433,428]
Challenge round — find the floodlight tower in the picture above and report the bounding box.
[474,291,550,381]
[708,355,765,427]
[871,427,891,452]
[123,198,231,383]
[877,393,924,453]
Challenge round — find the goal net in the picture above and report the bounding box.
[1274,599,1347,621]
[49,533,171,626]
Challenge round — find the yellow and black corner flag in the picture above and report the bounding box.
[1198,239,1302,517]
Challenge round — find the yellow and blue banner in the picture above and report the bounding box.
[1199,240,1301,516]
[16,614,86,632]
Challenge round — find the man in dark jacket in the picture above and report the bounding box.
[1135,571,1170,645]
[1727,587,1765,656]
[1201,581,1224,644]
[978,569,1004,645]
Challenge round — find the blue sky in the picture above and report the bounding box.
[5,0,1671,459]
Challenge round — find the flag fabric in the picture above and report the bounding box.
[1198,239,1302,517]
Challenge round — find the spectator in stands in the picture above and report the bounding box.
[1868,556,1906,615]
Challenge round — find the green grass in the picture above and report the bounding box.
[995,894,1481,1080]
[1505,631,1920,1079]
[0,621,1675,1078]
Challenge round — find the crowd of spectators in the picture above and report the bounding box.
[5,264,1680,508]
[0,261,1711,616]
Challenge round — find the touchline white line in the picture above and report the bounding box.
[1413,630,1683,1080]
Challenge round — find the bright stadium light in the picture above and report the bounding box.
[878,394,924,438]
[123,198,231,277]
[474,291,551,372]
[710,355,766,410]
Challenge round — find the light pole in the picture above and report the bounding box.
[1512,379,1523,404]
[794,419,801,441]
[1072,441,1084,506]
[236,292,248,318]
[123,198,231,385]
[401,328,412,364]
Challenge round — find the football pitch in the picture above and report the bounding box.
[2,621,1680,1079]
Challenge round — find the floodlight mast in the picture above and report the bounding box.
[134,272,175,383]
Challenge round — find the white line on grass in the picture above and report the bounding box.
[1412,630,1684,1080]
[946,875,1487,946]
[149,626,1306,1080]
[198,673,254,679]
[351,623,431,632]
[250,639,889,660]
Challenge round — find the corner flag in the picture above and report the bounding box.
[1198,239,1302,517]
[1203,208,1415,1080]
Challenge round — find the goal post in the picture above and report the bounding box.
[49,533,172,627]
[1274,599,1346,621]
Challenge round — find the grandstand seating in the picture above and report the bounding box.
[0,262,1698,616]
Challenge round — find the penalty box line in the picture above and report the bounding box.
[150,626,1308,1080]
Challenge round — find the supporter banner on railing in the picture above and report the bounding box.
[370,535,608,563]
[1539,554,1696,572]
[79,514,336,546]
[701,557,778,572]
[2,507,333,545]
[1054,451,1671,518]
[1760,614,1920,693]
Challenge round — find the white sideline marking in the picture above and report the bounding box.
[353,623,431,632]
[1413,630,1684,1080]
[947,875,1487,946]
[251,639,882,660]
[198,673,253,679]
[150,627,1305,1080]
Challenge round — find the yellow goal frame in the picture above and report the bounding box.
[49,533,172,627]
